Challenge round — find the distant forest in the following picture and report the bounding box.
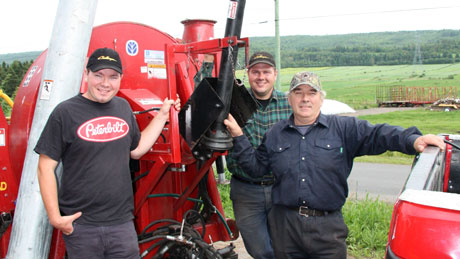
[2,30,460,68]
[246,29,460,67]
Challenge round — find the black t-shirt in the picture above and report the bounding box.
[35,95,141,226]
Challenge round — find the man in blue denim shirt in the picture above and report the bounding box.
[224,71,445,258]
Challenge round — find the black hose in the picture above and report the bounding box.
[139,219,182,239]
[133,170,150,183]
[133,107,160,115]
[445,139,460,150]
[183,209,206,239]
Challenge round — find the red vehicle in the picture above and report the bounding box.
[386,135,460,258]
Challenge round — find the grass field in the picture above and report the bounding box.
[238,63,460,109]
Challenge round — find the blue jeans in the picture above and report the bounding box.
[63,220,140,259]
[230,177,275,259]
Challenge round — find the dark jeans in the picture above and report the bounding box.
[270,205,348,259]
[230,177,275,259]
[63,220,140,259]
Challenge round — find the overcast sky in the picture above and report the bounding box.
[2,0,460,54]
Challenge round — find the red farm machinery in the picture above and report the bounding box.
[0,0,254,258]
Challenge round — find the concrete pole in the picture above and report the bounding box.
[274,0,281,89]
[6,0,98,258]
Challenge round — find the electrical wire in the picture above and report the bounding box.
[444,139,460,150]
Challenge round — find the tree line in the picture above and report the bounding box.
[244,30,460,68]
[0,60,33,114]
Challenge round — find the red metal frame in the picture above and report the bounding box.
[0,106,18,259]
[443,135,453,192]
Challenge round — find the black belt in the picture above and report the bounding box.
[233,175,274,186]
[289,206,331,217]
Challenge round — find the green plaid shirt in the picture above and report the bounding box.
[227,89,292,181]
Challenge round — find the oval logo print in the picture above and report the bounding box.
[126,40,138,56]
[77,116,129,142]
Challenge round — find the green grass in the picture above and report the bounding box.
[355,108,460,164]
[358,109,460,135]
[236,63,460,109]
[343,196,393,259]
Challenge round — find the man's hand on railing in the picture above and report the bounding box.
[414,134,446,153]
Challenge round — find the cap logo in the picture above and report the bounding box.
[97,56,117,62]
[77,116,129,142]
[254,54,269,59]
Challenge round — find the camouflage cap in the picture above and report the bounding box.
[248,51,276,68]
[289,71,321,92]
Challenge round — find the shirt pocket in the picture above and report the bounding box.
[269,142,291,177]
[314,138,344,171]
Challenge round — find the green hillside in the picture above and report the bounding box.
[2,29,460,67]
[0,51,42,64]
[247,30,460,67]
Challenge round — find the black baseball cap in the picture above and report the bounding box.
[248,51,276,69]
[86,48,123,74]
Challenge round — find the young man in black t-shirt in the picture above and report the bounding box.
[35,48,180,258]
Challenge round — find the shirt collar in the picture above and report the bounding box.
[285,112,329,129]
[249,88,282,103]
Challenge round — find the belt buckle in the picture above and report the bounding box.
[261,176,274,186]
[299,206,310,218]
[260,180,271,186]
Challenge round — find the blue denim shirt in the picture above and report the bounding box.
[232,113,421,211]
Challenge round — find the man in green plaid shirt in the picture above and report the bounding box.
[226,51,291,259]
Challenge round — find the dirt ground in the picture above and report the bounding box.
[340,107,418,117]
[213,236,251,259]
[214,236,356,258]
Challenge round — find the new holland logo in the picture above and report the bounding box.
[126,40,138,56]
[77,116,129,142]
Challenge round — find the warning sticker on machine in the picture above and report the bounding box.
[228,1,238,19]
[40,80,53,100]
[23,65,38,87]
[148,64,167,79]
[144,50,165,64]
[0,128,5,146]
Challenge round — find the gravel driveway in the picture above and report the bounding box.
[340,107,419,117]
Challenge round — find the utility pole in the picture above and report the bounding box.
[275,0,281,89]
[412,32,424,76]
[7,0,97,258]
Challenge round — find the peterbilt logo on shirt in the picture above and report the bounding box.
[77,116,129,142]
